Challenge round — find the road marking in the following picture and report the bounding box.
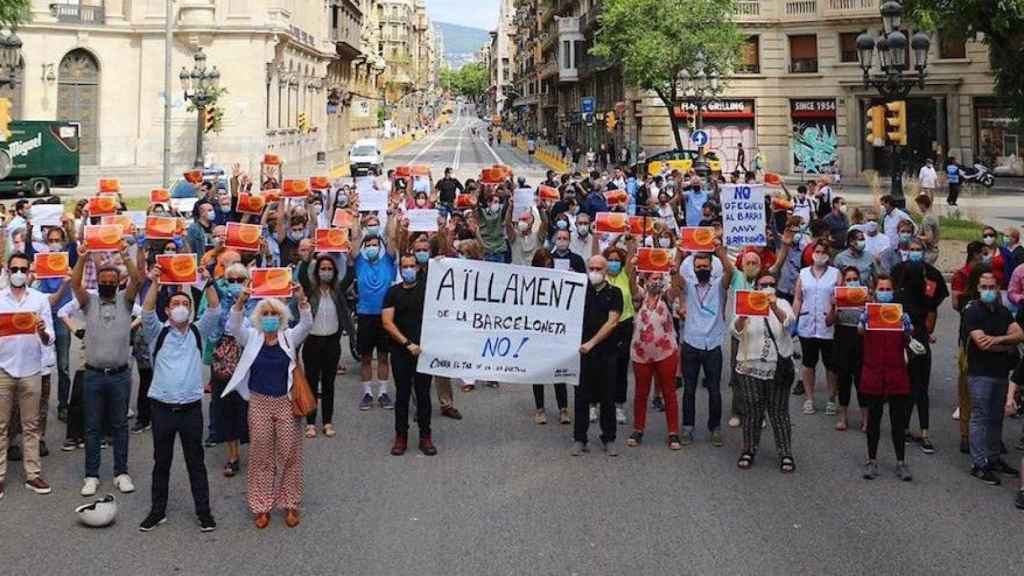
[453,124,463,170]
[410,120,454,164]
[479,123,504,165]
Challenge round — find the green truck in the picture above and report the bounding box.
[0,120,80,197]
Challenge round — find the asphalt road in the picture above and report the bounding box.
[3,115,1024,574]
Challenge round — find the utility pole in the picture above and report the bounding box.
[162,0,173,187]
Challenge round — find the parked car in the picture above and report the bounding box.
[642,148,721,176]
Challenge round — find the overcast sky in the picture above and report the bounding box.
[427,0,499,31]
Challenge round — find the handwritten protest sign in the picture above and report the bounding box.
[406,209,439,232]
[29,204,64,227]
[356,177,387,212]
[721,184,766,248]
[513,188,535,219]
[417,258,586,385]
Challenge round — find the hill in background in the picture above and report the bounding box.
[435,21,490,68]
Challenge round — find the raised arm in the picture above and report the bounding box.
[69,244,90,309]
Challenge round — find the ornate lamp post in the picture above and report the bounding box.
[855,0,930,205]
[679,51,721,178]
[179,48,220,168]
[0,31,22,89]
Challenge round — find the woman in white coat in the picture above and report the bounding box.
[222,283,312,529]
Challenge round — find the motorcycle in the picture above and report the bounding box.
[961,162,995,188]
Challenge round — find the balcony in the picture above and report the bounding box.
[783,0,820,20]
[789,58,819,74]
[541,91,558,109]
[49,1,105,25]
[823,0,878,18]
[539,59,558,80]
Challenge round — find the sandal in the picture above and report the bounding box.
[323,424,336,438]
[737,452,754,470]
[304,425,317,439]
[780,456,796,474]
[223,461,238,478]
[835,419,848,431]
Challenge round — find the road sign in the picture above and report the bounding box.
[581,97,595,114]
[690,129,710,147]
[582,112,594,126]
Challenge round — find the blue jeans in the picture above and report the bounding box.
[54,322,72,411]
[967,375,1008,468]
[484,251,508,264]
[83,369,131,478]
[681,343,723,432]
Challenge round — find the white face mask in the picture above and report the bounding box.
[8,271,26,287]
[577,224,590,236]
[555,239,569,251]
[812,254,829,267]
[587,271,605,286]
[169,305,191,324]
[658,237,672,249]
[518,221,530,233]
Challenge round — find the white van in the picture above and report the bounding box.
[349,138,383,176]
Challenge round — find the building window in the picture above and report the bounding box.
[739,36,759,73]
[789,34,818,73]
[839,32,863,63]
[939,32,967,59]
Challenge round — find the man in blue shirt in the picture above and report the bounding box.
[684,177,710,227]
[137,264,221,533]
[353,214,397,411]
[946,156,962,208]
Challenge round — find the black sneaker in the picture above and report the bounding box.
[132,422,151,434]
[57,407,68,422]
[791,381,804,396]
[920,438,935,454]
[139,512,167,532]
[992,459,1020,477]
[7,445,22,462]
[1016,491,1024,510]
[203,438,218,448]
[61,439,78,452]
[970,466,1002,486]
[959,438,969,454]
[198,513,217,532]
[1016,438,1024,452]
[39,441,49,458]
[651,396,665,412]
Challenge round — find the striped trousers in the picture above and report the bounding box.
[247,393,304,514]
[737,372,793,460]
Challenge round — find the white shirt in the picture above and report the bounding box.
[796,266,839,339]
[0,287,55,378]
[883,207,912,248]
[918,165,938,189]
[570,231,596,261]
[864,232,890,258]
[310,291,340,336]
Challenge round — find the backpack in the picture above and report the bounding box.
[153,324,202,362]
[211,335,241,381]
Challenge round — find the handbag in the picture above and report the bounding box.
[211,335,241,382]
[283,332,316,418]
[764,318,796,388]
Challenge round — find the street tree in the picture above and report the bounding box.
[0,0,29,28]
[440,62,489,102]
[590,0,744,150]
[903,0,1024,123]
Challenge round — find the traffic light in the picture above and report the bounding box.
[885,100,908,146]
[605,111,617,132]
[298,112,309,133]
[203,106,216,133]
[0,97,11,142]
[865,104,886,148]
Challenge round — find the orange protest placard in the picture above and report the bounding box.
[594,212,628,234]
[226,222,262,252]
[34,253,69,279]
[480,168,503,183]
[764,172,783,186]
[263,153,281,165]
[332,209,355,228]
[771,196,794,211]
[145,216,177,240]
[866,303,904,331]
[734,290,772,317]
[455,194,477,209]
[251,268,293,298]
[604,190,628,207]
[236,193,266,215]
[101,215,135,237]
[678,227,717,252]
[835,286,869,309]
[0,312,38,337]
[410,165,430,176]
[309,176,330,190]
[83,225,123,252]
[183,169,203,184]
[538,185,560,202]
[87,195,118,216]
[281,179,309,198]
[261,188,282,203]
[315,228,350,253]
[394,166,413,178]
[156,254,198,285]
[150,188,171,204]
[636,248,673,274]
[97,178,120,195]
[628,215,657,236]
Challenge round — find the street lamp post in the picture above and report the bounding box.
[179,48,220,168]
[0,31,23,89]
[679,52,721,178]
[856,0,930,207]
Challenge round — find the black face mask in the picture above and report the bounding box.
[98,283,118,300]
[695,269,712,284]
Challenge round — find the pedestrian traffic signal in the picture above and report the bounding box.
[203,106,216,133]
[0,97,12,142]
[865,105,886,148]
[885,100,908,146]
[605,111,617,132]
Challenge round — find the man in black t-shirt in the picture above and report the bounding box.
[435,168,464,207]
[573,255,623,456]
[963,271,1023,484]
[381,254,436,457]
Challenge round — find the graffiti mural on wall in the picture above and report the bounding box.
[792,123,838,174]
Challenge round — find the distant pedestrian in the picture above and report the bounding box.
[736,142,748,174]
[918,158,938,198]
[946,156,962,210]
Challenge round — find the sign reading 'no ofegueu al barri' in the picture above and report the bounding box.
[722,184,767,248]
[417,258,587,385]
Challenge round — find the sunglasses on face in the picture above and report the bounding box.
[8,266,28,274]
[758,282,776,289]
[983,233,996,238]
[225,277,245,284]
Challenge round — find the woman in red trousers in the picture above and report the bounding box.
[626,272,681,450]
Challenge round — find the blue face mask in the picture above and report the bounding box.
[261,316,280,333]
[401,267,418,284]
[899,233,912,244]
[907,251,924,262]
[556,220,569,230]
[876,291,894,303]
[365,225,380,238]
[607,261,622,275]
[845,280,861,288]
[337,194,349,207]
[226,283,244,297]
[414,250,430,264]
[362,246,380,261]
[980,289,998,304]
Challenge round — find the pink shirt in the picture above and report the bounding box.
[630,297,678,364]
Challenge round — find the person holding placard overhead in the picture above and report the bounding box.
[352,214,398,411]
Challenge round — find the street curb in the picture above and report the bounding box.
[497,129,569,173]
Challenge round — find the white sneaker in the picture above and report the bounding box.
[824,401,838,416]
[802,400,816,415]
[728,416,741,428]
[589,405,598,423]
[81,477,100,497]
[952,407,960,421]
[113,474,135,494]
[615,406,627,425]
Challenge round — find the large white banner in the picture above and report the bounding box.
[417,258,587,385]
[721,184,766,247]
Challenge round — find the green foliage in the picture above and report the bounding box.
[185,87,228,134]
[904,0,1024,122]
[590,0,745,148]
[0,0,30,29]
[376,106,387,126]
[440,62,489,99]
